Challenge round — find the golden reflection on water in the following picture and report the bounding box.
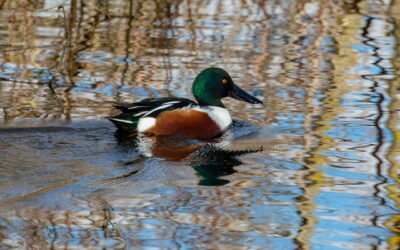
[385,78,400,248]
[384,2,400,249]
[1,0,400,249]
[295,3,360,247]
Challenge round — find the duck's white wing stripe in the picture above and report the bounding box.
[133,111,149,117]
[165,101,181,105]
[108,118,134,124]
[144,101,189,116]
[144,104,172,116]
[127,101,180,111]
[127,106,148,110]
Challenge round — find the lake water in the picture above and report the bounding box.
[1,0,400,249]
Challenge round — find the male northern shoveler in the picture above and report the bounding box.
[108,67,263,139]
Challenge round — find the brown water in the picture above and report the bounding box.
[1,0,400,249]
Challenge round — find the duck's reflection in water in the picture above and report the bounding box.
[115,129,262,186]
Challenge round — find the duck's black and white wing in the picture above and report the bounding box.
[108,97,197,132]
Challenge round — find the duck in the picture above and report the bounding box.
[108,67,263,139]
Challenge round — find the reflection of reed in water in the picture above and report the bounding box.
[0,0,270,124]
[0,0,191,121]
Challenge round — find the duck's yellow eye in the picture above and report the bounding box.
[222,79,228,84]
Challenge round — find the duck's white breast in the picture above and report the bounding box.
[194,106,232,131]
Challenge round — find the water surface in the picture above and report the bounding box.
[1,0,400,249]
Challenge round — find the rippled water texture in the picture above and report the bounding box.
[1,0,400,249]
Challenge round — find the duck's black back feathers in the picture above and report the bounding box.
[108,97,197,132]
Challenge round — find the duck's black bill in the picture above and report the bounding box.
[229,84,263,104]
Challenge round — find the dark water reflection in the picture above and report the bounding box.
[1,0,400,249]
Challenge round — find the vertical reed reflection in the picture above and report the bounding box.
[289,1,344,248]
[360,16,387,231]
[383,1,400,248]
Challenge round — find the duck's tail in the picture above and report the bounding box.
[108,113,139,132]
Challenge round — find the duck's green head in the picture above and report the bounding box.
[192,67,263,107]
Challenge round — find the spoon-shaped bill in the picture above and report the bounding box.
[229,84,263,104]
